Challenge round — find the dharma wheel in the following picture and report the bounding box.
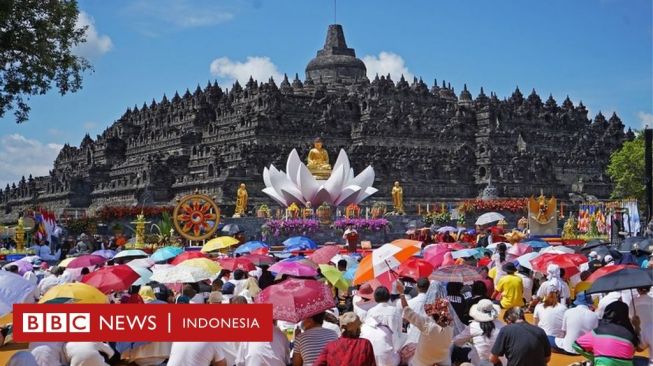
[173,193,220,241]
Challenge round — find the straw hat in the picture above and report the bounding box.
[469,299,500,322]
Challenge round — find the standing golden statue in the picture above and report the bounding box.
[306,137,332,180]
[15,217,25,252]
[234,183,248,217]
[391,181,405,215]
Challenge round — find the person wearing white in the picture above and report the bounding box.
[453,299,505,366]
[360,315,398,366]
[365,287,404,351]
[536,264,571,303]
[596,291,623,318]
[38,269,63,296]
[516,269,533,303]
[38,243,61,261]
[533,284,567,338]
[65,342,115,366]
[29,342,66,366]
[554,292,599,354]
[7,351,39,366]
[239,324,290,366]
[632,287,653,327]
[167,342,227,366]
[396,281,453,366]
[119,342,171,366]
[404,279,429,345]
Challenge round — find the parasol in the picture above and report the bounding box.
[178,258,222,275]
[318,264,350,291]
[218,257,256,272]
[114,249,149,260]
[150,246,183,262]
[587,268,653,294]
[202,236,240,253]
[352,239,421,287]
[396,258,434,281]
[430,265,483,283]
[0,271,36,316]
[283,236,318,250]
[67,255,107,269]
[475,212,505,226]
[150,265,212,283]
[40,283,108,304]
[170,251,206,265]
[234,241,269,255]
[309,245,342,265]
[269,261,318,277]
[81,265,140,294]
[254,278,336,323]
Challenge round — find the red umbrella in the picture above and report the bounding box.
[251,247,269,255]
[241,254,276,266]
[309,245,342,265]
[219,257,256,272]
[430,265,482,283]
[81,265,140,294]
[170,252,206,265]
[67,255,107,269]
[587,264,638,282]
[396,258,434,281]
[255,278,336,322]
[507,243,533,258]
[530,253,588,278]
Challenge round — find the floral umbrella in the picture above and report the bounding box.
[507,243,533,258]
[255,278,336,323]
[81,265,140,294]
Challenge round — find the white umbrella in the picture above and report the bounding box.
[515,252,540,270]
[540,245,575,254]
[126,258,155,268]
[330,254,359,269]
[114,249,148,259]
[151,266,212,283]
[475,212,505,226]
[0,271,36,316]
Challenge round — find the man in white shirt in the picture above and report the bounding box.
[65,342,114,366]
[167,342,227,366]
[38,242,61,261]
[38,266,64,297]
[30,342,66,366]
[362,286,402,365]
[554,292,599,354]
[239,324,290,366]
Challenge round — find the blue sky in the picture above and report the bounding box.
[1,0,651,186]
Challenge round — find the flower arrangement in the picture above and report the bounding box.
[333,218,390,232]
[97,206,175,221]
[65,217,98,235]
[457,198,527,214]
[262,219,320,237]
[422,211,451,226]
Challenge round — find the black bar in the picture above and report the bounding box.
[645,128,652,223]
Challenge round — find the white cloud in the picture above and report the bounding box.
[638,111,653,129]
[73,11,113,59]
[362,52,414,83]
[0,134,63,188]
[209,56,283,86]
[126,0,234,29]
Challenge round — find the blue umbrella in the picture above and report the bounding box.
[234,241,269,255]
[92,250,116,259]
[525,240,550,250]
[343,265,358,282]
[283,236,317,249]
[130,266,153,286]
[451,248,484,259]
[150,246,183,262]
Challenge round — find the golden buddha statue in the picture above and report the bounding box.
[234,183,248,217]
[391,181,404,215]
[302,202,314,219]
[306,137,332,180]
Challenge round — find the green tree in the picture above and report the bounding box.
[607,133,645,203]
[0,0,90,123]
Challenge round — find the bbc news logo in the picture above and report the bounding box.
[23,313,90,333]
[13,304,273,342]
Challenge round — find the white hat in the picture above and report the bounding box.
[469,299,500,322]
[604,254,614,263]
[588,251,598,258]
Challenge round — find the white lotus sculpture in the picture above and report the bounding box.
[262,149,377,207]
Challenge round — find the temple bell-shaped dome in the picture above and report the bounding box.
[305,24,367,84]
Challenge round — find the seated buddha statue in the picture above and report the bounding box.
[306,137,332,180]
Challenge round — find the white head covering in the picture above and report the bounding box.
[545,264,563,293]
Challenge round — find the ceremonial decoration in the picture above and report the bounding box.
[172,192,220,241]
[262,140,377,207]
[233,183,249,218]
[528,192,558,235]
[391,181,405,215]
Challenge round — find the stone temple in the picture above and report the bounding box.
[0,24,634,220]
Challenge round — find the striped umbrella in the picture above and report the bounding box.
[353,239,421,286]
[430,265,482,283]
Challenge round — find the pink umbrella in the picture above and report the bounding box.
[507,242,533,258]
[3,260,33,275]
[269,261,318,277]
[423,244,451,268]
[255,278,336,322]
[309,245,342,265]
[68,255,107,269]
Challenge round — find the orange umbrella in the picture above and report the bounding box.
[353,239,421,286]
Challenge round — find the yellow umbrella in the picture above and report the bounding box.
[39,283,108,304]
[178,258,222,275]
[318,264,350,291]
[201,236,240,253]
[58,257,75,268]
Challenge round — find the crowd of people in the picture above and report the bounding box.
[2,231,653,366]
